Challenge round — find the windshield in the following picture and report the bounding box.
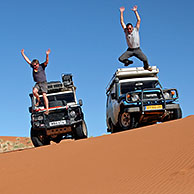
[38,92,75,107]
[120,80,160,94]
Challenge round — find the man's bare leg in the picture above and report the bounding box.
[43,92,49,114]
[33,87,40,106]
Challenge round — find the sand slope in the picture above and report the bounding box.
[0,116,194,194]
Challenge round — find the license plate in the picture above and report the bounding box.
[145,105,163,110]
[49,120,66,126]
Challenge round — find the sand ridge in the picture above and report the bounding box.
[0,115,194,194]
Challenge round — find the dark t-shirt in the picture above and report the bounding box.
[31,63,47,83]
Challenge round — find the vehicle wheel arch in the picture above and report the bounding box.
[31,128,50,147]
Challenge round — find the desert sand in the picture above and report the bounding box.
[0,115,194,194]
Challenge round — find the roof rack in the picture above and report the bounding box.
[47,81,63,92]
[115,66,159,79]
[46,74,74,93]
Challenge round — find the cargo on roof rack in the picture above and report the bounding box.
[46,74,75,94]
[47,81,64,92]
[115,66,159,79]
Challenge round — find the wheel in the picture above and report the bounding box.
[109,119,120,133]
[172,108,182,120]
[163,108,182,122]
[52,135,62,143]
[31,128,50,147]
[118,111,136,131]
[74,121,88,140]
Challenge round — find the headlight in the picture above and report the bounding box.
[37,116,44,121]
[32,115,43,121]
[131,94,140,101]
[126,93,139,102]
[164,90,176,99]
[69,110,76,118]
[164,92,171,99]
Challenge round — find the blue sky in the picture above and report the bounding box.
[0,0,194,137]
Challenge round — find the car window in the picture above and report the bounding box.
[55,93,75,103]
[39,92,75,105]
[120,80,160,94]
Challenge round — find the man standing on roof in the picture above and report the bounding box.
[21,49,51,115]
[118,5,152,71]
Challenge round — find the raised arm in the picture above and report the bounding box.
[132,5,141,30]
[21,49,31,65]
[43,49,51,66]
[120,7,126,30]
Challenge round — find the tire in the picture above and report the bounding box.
[31,128,50,147]
[52,135,62,143]
[172,108,182,120]
[118,111,136,131]
[74,121,88,140]
[109,120,120,133]
[163,108,182,122]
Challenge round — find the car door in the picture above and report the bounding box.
[106,84,120,126]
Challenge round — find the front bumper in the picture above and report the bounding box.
[124,103,180,113]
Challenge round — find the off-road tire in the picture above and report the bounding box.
[52,135,62,143]
[118,111,137,131]
[31,128,50,147]
[172,108,182,120]
[163,108,182,122]
[74,121,88,140]
[109,120,120,133]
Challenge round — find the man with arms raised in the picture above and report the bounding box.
[21,49,51,114]
[119,5,152,71]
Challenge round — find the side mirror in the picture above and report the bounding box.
[115,78,119,83]
[79,99,83,106]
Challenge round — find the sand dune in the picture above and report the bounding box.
[0,115,194,194]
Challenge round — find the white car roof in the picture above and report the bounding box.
[106,66,159,93]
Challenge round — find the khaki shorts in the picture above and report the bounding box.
[34,82,48,93]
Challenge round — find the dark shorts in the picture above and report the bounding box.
[34,82,48,93]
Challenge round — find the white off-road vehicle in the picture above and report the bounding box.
[106,66,182,133]
[29,74,88,147]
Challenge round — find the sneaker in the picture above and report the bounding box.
[144,66,152,71]
[124,60,133,66]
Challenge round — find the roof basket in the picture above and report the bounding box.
[47,81,63,92]
[62,74,73,88]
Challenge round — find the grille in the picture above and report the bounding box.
[143,92,162,100]
[47,111,68,122]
